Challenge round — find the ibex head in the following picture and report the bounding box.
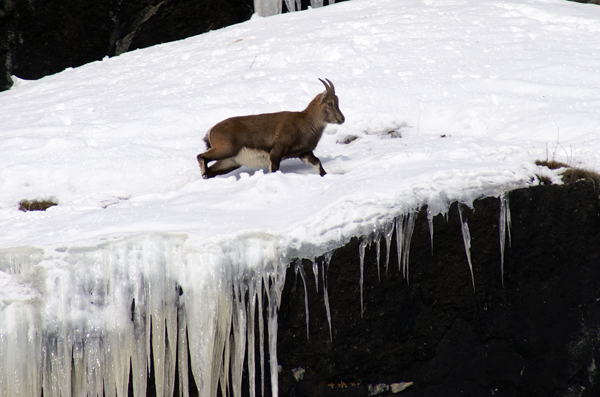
[318,78,345,125]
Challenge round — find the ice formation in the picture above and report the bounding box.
[255,0,335,16]
[358,239,367,315]
[499,193,512,287]
[395,212,418,283]
[458,204,476,291]
[294,262,310,339]
[320,253,334,343]
[0,194,517,397]
[0,234,289,397]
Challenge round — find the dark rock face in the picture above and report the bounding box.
[0,0,253,91]
[0,0,352,92]
[277,181,600,396]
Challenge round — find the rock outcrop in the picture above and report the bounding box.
[0,0,254,91]
[0,0,350,92]
[277,181,600,396]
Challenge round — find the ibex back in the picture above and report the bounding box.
[197,78,345,179]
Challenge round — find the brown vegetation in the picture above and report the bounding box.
[19,199,58,212]
[535,160,600,185]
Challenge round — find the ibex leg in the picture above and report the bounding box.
[300,151,326,176]
[269,145,286,173]
[197,146,239,179]
[206,158,241,178]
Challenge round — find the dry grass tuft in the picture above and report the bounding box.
[535,160,570,170]
[19,199,58,212]
[535,160,600,186]
[561,168,600,185]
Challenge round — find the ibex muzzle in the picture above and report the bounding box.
[197,78,344,179]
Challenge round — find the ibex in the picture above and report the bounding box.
[197,78,345,179]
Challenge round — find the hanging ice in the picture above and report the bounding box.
[283,0,301,12]
[499,193,512,287]
[427,207,435,254]
[458,204,476,291]
[254,0,335,16]
[320,253,333,342]
[359,239,368,316]
[311,0,336,8]
[0,233,288,397]
[384,222,394,275]
[395,211,418,283]
[294,262,311,339]
[312,261,319,293]
[375,238,381,282]
[254,0,281,17]
[0,195,519,396]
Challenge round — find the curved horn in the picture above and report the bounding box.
[325,78,335,94]
[318,78,333,94]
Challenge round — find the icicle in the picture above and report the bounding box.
[458,204,476,291]
[395,215,405,276]
[359,239,368,316]
[395,211,418,283]
[266,261,287,397]
[295,261,311,339]
[246,278,257,397]
[267,281,279,397]
[321,254,333,342]
[254,0,282,16]
[384,221,394,275]
[311,0,324,8]
[427,207,435,254]
[177,301,189,397]
[230,281,247,397]
[402,212,417,282]
[375,238,381,282]
[221,333,232,397]
[284,0,295,12]
[0,302,42,397]
[257,277,265,397]
[312,261,319,293]
[499,193,512,287]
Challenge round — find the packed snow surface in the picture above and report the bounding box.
[1,0,600,395]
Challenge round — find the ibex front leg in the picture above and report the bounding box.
[300,151,326,176]
[269,144,286,173]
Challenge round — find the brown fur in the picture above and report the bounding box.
[197,79,345,179]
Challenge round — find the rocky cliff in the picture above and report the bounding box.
[0,0,254,91]
[0,0,350,92]
[161,181,600,396]
[276,181,600,396]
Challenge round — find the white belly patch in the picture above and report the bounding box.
[234,147,271,169]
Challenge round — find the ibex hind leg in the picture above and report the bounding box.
[300,151,327,176]
[206,158,241,178]
[197,146,239,179]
